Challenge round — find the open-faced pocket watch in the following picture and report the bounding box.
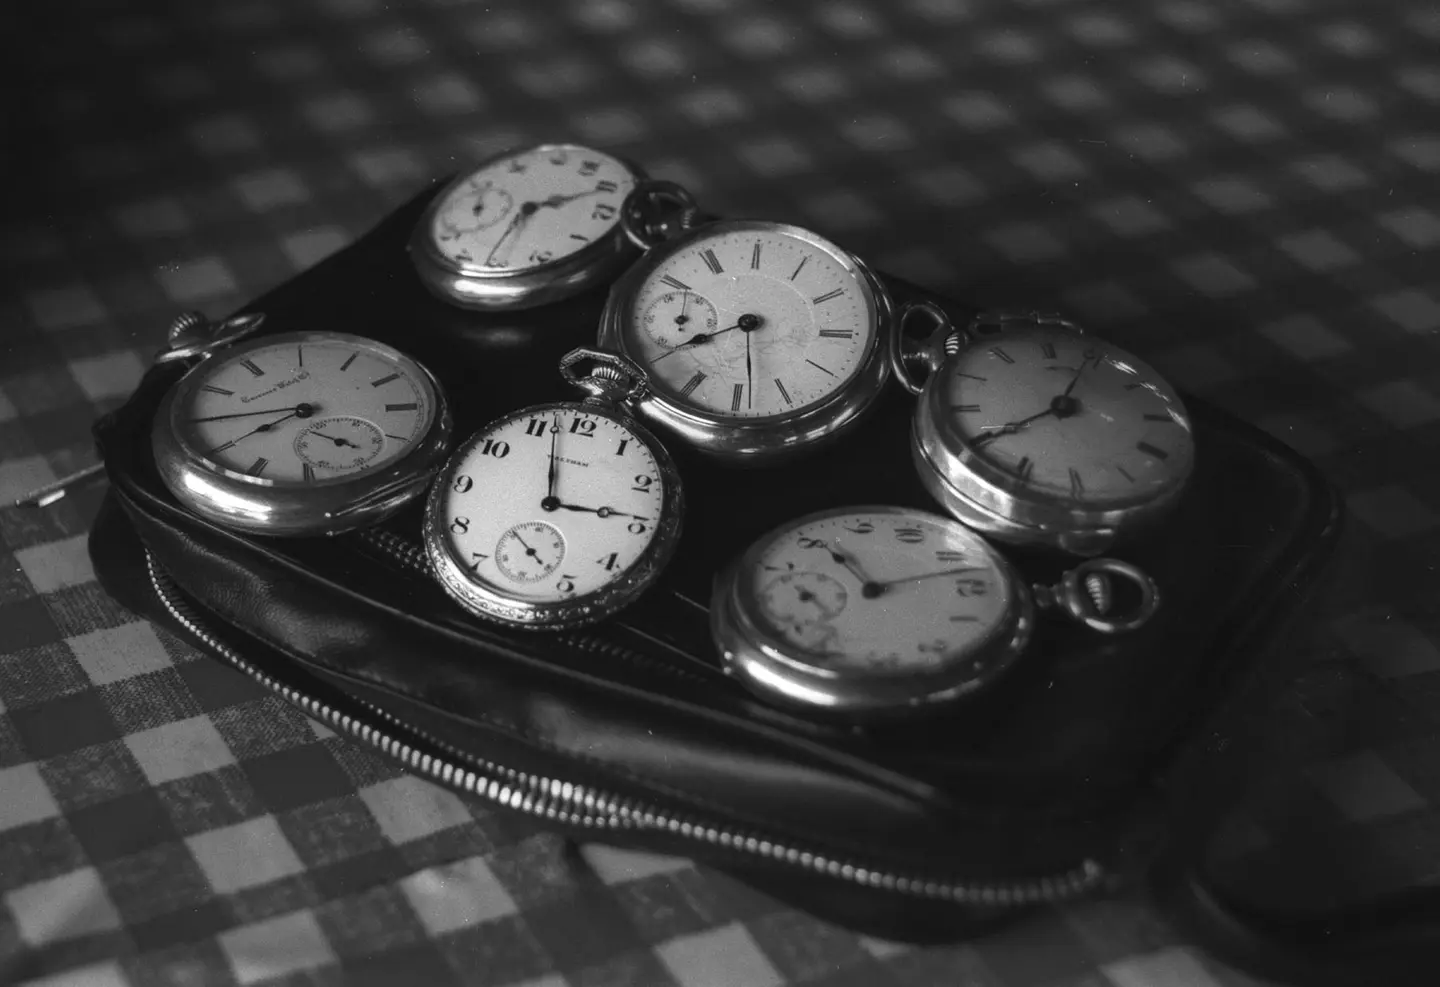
[891,309,1196,556]
[594,181,937,464]
[409,142,646,311]
[152,330,453,536]
[711,505,1159,717]
[423,347,683,629]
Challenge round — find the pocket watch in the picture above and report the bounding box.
[423,348,683,629]
[409,142,646,311]
[711,505,1159,717]
[152,330,453,536]
[595,182,937,463]
[892,309,1196,556]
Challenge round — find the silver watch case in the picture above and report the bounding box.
[907,323,1194,557]
[597,220,896,464]
[710,506,1035,718]
[408,143,648,312]
[152,331,453,537]
[422,401,684,630]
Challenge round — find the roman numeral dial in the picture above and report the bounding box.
[622,223,878,424]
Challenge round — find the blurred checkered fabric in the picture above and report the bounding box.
[4,0,1440,984]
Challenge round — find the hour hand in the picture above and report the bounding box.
[826,541,876,585]
[537,189,599,209]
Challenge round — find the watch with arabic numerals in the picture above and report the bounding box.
[409,142,645,311]
[423,347,684,629]
[711,505,1160,717]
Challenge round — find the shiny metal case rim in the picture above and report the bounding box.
[152,331,453,537]
[911,335,1195,557]
[597,220,894,464]
[408,142,647,312]
[422,401,684,630]
[711,505,1035,717]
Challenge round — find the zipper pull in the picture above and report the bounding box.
[12,462,109,508]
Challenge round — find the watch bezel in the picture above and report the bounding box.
[913,326,1196,556]
[597,219,894,464]
[711,505,1034,717]
[152,330,453,537]
[408,142,648,312]
[422,401,684,630]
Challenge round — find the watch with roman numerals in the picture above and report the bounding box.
[594,181,936,464]
[891,309,1196,556]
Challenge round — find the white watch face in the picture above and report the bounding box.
[744,509,1013,676]
[620,224,877,419]
[943,327,1195,506]
[176,334,435,484]
[437,407,668,605]
[428,144,636,274]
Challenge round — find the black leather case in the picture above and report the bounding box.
[88,183,1345,944]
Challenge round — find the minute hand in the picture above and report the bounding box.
[188,406,314,423]
[870,567,984,591]
[972,407,1056,446]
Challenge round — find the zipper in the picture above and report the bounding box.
[145,547,1107,906]
[355,527,718,686]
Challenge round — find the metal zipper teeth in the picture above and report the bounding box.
[355,528,714,686]
[145,548,1105,906]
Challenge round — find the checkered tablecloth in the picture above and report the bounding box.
[5,0,1440,984]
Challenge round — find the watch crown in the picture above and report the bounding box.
[1037,558,1159,635]
[1083,572,1113,615]
[156,311,267,365]
[558,346,650,405]
[167,310,210,343]
[589,364,627,384]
